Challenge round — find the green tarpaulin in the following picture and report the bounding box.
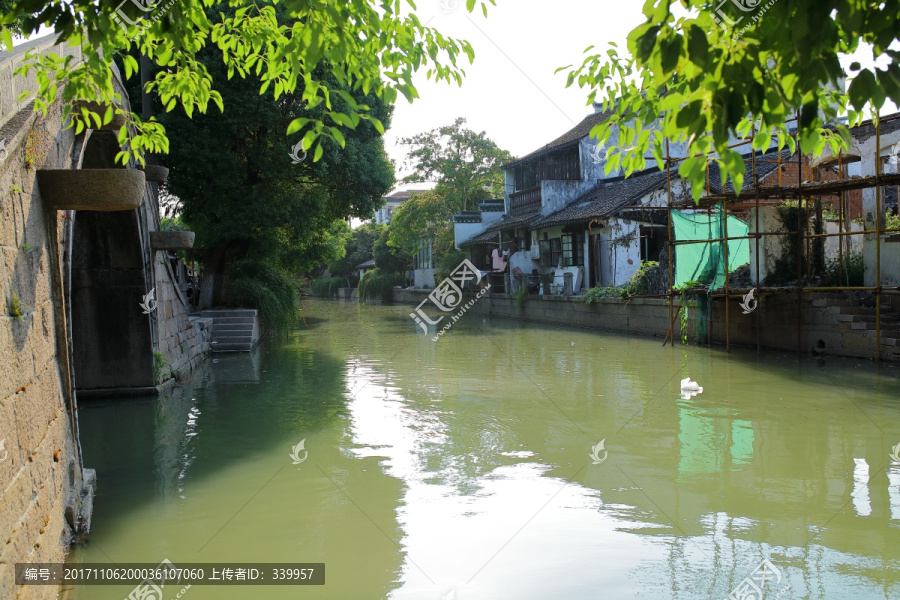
[672,203,750,290]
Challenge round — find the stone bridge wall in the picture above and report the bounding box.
[1,34,210,599]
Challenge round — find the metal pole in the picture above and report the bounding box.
[797,126,803,353]
[752,125,761,355]
[876,118,883,361]
[666,140,674,346]
[838,151,845,286]
[722,199,731,353]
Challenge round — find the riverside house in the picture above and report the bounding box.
[452,104,845,296]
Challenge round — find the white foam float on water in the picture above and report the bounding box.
[680,377,703,400]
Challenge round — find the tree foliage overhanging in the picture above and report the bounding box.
[0,0,496,165]
[152,13,395,267]
[563,1,900,199]
[140,3,396,314]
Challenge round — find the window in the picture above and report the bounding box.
[562,234,574,266]
[561,233,584,266]
[640,227,664,262]
[550,238,562,267]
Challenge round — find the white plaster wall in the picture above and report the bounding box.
[541,179,592,215]
[584,119,692,182]
[482,210,504,228]
[509,251,539,276]
[850,126,900,286]
[455,222,484,248]
[882,241,900,286]
[504,170,515,212]
[748,207,786,285]
[599,219,640,287]
[414,268,435,289]
[823,221,864,257]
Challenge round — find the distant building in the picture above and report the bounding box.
[373,190,412,225]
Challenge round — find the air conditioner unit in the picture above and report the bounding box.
[530,245,541,260]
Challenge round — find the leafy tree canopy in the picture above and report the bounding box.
[563,1,900,198]
[328,222,384,278]
[401,117,513,210]
[373,227,412,274]
[155,5,395,283]
[0,0,24,34]
[387,189,457,256]
[1,0,496,164]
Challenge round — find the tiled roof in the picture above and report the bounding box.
[530,169,670,230]
[504,109,612,169]
[355,258,376,269]
[707,148,794,194]
[459,212,543,247]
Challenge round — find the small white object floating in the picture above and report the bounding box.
[680,378,703,400]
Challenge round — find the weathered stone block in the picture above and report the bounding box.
[28,417,66,503]
[12,382,55,458]
[150,231,195,251]
[0,319,35,399]
[842,333,875,351]
[140,164,169,183]
[36,169,145,211]
[0,467,32,550]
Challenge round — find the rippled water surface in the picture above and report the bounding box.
[66,300,900,599]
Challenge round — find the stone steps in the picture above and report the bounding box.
[202,309,258,353]
[822,293,900,361]
[835,306,892,316]
[214,322,253,332]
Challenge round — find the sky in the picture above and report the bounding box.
[384,0,647,187]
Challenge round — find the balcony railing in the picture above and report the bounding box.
[510,186,541,215]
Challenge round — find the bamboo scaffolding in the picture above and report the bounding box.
[658,115,893,360]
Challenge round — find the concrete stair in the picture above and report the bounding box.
[827,293,900,360]
[201,309,259,353]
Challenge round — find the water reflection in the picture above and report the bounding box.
[67,301,900,599]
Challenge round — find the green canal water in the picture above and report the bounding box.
[65,300,900,599]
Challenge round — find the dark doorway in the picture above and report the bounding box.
[71,211,154,392]
[640,226,665,263]
[589,233,601,288]
[70,130,154,393]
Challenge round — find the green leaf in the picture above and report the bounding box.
[848,70,876,111]
[287,117,311,135]
[686,25,708,69]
